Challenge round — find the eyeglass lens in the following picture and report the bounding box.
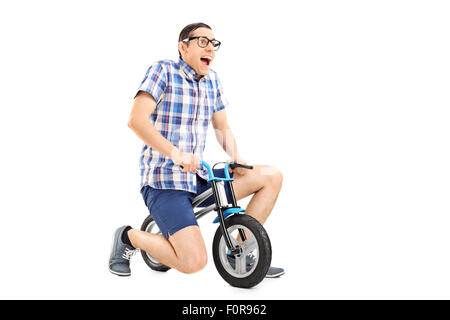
[198,37,220,50]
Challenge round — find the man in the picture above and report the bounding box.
[109,22,284,277]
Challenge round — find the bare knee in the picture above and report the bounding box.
[168,225,208,274]
[179,252,208,274]
[263,166,283,190]
[274,168,283,188]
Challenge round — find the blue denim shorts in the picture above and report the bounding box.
[141,169,234,239]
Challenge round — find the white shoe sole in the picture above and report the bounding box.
[109,268,131,276]
[265,270,285,278]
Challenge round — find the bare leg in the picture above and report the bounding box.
[231,165,283,225]
[128,225,207,274]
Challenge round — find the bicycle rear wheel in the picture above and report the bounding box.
[140,215,171,272]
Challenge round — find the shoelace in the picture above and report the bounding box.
[122,247,137,260]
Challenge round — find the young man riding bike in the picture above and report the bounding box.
[109,22,284,278]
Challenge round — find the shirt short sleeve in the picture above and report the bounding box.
[136,62,167,103]
[214,75,229,113]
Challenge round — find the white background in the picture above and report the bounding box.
[0,0,449,299]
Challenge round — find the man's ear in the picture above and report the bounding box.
[178,41,187,58]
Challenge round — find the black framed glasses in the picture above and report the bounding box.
[183,36,221,51]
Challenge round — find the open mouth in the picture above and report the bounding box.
[200,56,212,67]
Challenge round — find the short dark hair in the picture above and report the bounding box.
[178,22,212,60]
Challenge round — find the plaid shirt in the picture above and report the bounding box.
[136,58,228,193]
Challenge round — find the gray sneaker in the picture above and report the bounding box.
[265,266,285,278]
[226,254,285,278]
[109,225,136,276]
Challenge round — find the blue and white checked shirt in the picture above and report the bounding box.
[136,58,228,193]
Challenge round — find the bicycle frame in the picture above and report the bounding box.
[192,161,247,255]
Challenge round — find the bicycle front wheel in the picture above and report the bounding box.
[212,214,271,288]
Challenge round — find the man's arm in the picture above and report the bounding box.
[128,91,199,173]
[211,109,242,163]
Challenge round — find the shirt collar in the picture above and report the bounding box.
[178,58,209,82]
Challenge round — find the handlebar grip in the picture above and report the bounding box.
[229,162,253,170]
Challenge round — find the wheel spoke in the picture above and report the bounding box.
[219,223,262,279]
[235,255,247,275]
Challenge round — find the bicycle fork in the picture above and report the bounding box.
[211,180,246,256]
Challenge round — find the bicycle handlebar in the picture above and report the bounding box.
[180,161,253,181]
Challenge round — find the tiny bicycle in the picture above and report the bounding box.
[140,161,272,288]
